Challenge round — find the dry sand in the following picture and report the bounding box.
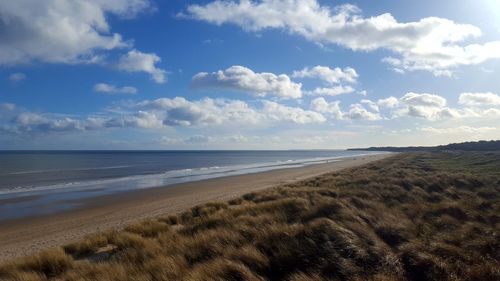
[0,153,392,261]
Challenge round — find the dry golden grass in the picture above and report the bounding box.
[0,152,499,281]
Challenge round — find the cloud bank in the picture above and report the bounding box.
[0,0,166,82]
[185,0,500,76]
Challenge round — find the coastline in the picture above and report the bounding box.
[0,153,392,261]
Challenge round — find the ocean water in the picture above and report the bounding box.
[0,150,384,220]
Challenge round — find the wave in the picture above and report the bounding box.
[1,165,135,176]
[0,152,384,196]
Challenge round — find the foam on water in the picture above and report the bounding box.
[0,155,362,196]
[0,150,387,220]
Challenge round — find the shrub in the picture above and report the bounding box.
[227,245,269,274]
[160,214,179,225]
[64,232,110,257]
[400,250,448,281]
[229,197,244,205]
[17,248,73,278]
[287,272,324,281]
[187,258,264,281]
[375,226,409,247]
[125,220,170,237]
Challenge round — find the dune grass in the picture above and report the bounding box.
[0,152,498,281]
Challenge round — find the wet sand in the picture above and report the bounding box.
[0,153,392,261]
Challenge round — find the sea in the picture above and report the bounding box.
[0,150,384,220]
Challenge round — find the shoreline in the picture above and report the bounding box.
[0,153,392,261]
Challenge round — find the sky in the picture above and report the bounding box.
[0,0,499,150]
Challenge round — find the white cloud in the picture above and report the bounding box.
[135,97,259,126]
[292,66,358,84]
[0,1,168,84]
[381,57,401,66]
[185,0,500,76]
[156,134,250,146]
[360,99,380,112]
[8,73,26,82]
[292,65,358,96]
[359,97,400,113]
[308,86,355,96]
[224,134,249,142]
[359,92,500,121]
[314,92,482,122]
[310,97,380,121]
[0,103,15,111]
[138,97,325,125]
[400,92,446,108]
[377,96,399,109]
[1,108,165,135]
[110,111,164,129]
[310,97,342,119]
[291,135,325,145]
[261,100,325,124]
[0,102,165,135]
[419,126,498,134]
[155,135,212,145]
[343,104,382,121]
[0,0,152,65]
[93,83,137,94]
[192,65,302,99]
[1,97,331,136]
[117,49,166,83]
[4,91,500,137]
[95,0,152,18]
[0,103,17,122]
[395,92,460,120]
[458,92,500,106]
[155,136,183,145]
[413,125,500,144]
[8,112,93,133]
[185,135,211,144]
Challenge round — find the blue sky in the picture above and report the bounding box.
[1,0,499,149]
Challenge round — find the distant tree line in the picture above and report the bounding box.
[349,140,500,152]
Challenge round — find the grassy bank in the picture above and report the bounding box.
[1,152,499,281]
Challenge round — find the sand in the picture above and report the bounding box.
[0,153,392,261]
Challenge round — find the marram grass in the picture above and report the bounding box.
[1,152,499,281]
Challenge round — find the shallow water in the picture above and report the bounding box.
[0,150,384,220]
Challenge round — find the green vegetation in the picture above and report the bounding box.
[349,139,500,152]
[1,152,499,281]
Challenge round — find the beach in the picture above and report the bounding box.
[0,153,390,261]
